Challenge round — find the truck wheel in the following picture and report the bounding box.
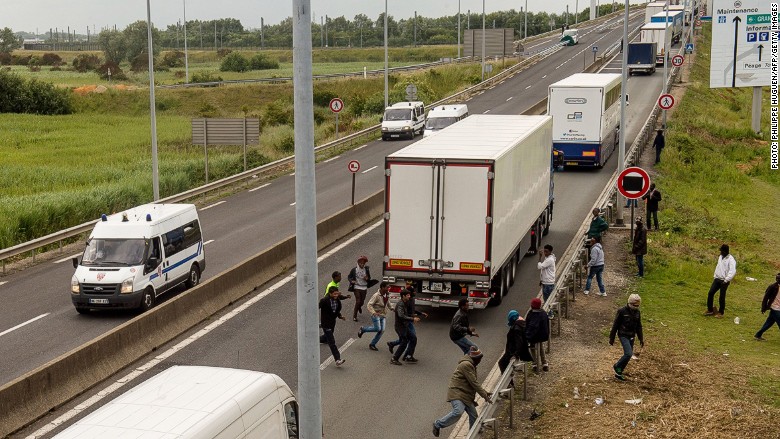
[140,287,155,312]
[508,255,517,288]
[488,285,503,306]
[186,264,201,289]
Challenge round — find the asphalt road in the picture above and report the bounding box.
[12,13,681,439]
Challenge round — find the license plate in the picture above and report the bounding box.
[429,282,444,292]
[89,298,109,304]
[391,134,400,138]
[566,162,578,166]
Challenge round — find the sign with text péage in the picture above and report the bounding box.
[709,0,771,88]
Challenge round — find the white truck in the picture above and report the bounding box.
[650,10,684,43]
[640,22,674,65]
[382,115,554,309]
[644,1,668,24]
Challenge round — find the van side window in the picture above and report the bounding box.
[162,220,201,258]
[284,401,299,438]
[182,220,202,249]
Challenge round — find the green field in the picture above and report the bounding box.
[0,55,503,249]
[636,24,778,406]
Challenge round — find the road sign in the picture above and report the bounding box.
[671,55,684,67]
[591,45,598,52]
[484,64,493,73]
[709,0,770,88]
[658,94,675,110]
[405,84,418,101]
[347,160,361,173]
[686,43,694,53]
[329,98,344,113]
[617,166,651,200]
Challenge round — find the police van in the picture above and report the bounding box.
[381,101,426,140]
[70,203,206,313]
[423,104,469,138]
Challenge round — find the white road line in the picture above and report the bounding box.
[0,313,50,338]
[525,85,531,90]
[55,253,82,264]
[248,183,271,192]
[361,166,378,174]
[289,172,295,176]
[27,220,384,439]
[203,240,214,246]
[323,155,340,163]
[319,338,356,370]
[290,202,296,206]
[506,96,513,102]
[200,201,225,211]
[483,109,491,114]
[355,144,367,150]
[542,75,547,78]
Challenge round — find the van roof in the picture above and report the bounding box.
[390,101,424,108]
[90,203,196,239]
[53,366,291,439]
[549,73,621,88]
[388,115,550,160]
[641,22,673,30]
[428,104,468,116]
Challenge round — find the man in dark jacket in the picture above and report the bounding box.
[755,273,780,341]
[632,218,648,277]
[432,346,492,437]
[586,208,609,239]
[388,286,427,362]
[498,310,533,373]
[525,298,550,372]
[390,289,419,365]
[609,294,644,381]
[641,183,662,230]
[319,287,346,367]
[450,299,479,354]
[652,129,665,164]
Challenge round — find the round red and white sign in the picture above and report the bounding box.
[329,98,344,113]
[617,166,651,200]
[671,55,684,67]
[658,93,675,110]
[347,160,360,173]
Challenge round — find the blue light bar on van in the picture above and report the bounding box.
[146,214,152,222]
[101,214,107,222]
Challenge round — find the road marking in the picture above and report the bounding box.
[323,155,340,163]
[248,183,271,192]
[483,109,490,114]
[0,313,50,338]
[355,144,367,150]
[542,74,547,78]
[203,240,214,246]
[55,253,82,264]
[26,220,384,439]
[319,338,356,370]
[289,172,295,176]
[200,201,225,211]
[525,85,531,90]
[290,202,296,206]
[361,166,378,174]
[506,97,513,102]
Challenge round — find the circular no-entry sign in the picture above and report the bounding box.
[617,166,651,200]
[658,93,675,110]
[347,160,361,173]
[671,55,684,67]
[329,98,344,113]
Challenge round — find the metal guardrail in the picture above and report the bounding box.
[464,361,528,439]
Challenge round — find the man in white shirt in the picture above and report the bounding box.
[705,244,737,318]
[537,244,556,303]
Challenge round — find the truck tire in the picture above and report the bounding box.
[508,255,518,288]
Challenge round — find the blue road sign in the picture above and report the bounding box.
[718,16,726,23]
[686,43,694,53]
[592,46,598,52]
[759,32,769,41]
[747,32,757,42]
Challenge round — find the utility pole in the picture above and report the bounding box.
[481,0,485,81]
[524,0,528,39]
[566,5,569,26]
[414,11,417,47]
[261,17,265,49]
[321,16,324,47]
[662,5,669,129]
[576,0,579,24]
[457,0,461,58]
[291,1,321,439]
[384,0,389,108]
[468,10,470,29]
[146,0,160,201]
[616,0,629,225]
[325,15,328,47]
[183,0,189,83]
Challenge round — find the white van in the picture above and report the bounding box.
[381,101,426,140]
[70,203,206,313]
[423,104,469,137]
[52,366,299,439]
[561,29,579,46]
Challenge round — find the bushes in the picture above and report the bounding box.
[313,88,337,107]
[0,70,72,115]
[264,99,293,126]
[220,52,250,72]
[161,50,185,68]
[72,53,102,72]
[192,71,223,83]
[96,61,128,81]
[217,48,232,58]
[249,53,279,70]
[0,52,10,65]
[41,53,62,66]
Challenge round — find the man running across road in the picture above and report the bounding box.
[432,346,492,437]
[450,299,479,354]
[390,289,419,365]
[319,286,346,367]
[358,282,393,350]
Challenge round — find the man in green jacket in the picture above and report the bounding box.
[587,208,609,239]
[432,346,493,437]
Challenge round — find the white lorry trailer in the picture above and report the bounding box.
[382,115,554,309]
[640,22,674,65]
[644,1,668,23]
[650,10,684,43]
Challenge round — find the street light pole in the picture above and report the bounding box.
[662,5,669,129]
[292,0,322,437]
[481,0,485,81]
[384,0,389,108]
[146,0,159,201]
[457,0,461,59]
[183,0,189,83]
[616,0,629,225]
[524,0,528,39]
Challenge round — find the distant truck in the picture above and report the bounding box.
[547,73,622,168]
[650,10,684,44]
[667,4,691,25]
[382,115,554,309]
[640,22,674,65]
[627,42,658,75]
[644,1,668,24]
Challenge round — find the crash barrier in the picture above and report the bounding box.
[0,191,384,438]
[463,361,528,439]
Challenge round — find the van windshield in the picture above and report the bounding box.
[384,109,412,121]
[82,238,147,266]
[426,117,458,130]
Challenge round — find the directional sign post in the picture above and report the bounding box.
[405,84,418,101]
[348,160,360,205]
[592,45,598,64]
[329,98,344,139]
[617,166,651,239]
[671,55,684,67]
[686,42,694,53]
[658,93,675,110]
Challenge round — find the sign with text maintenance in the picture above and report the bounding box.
[710,0,772,88]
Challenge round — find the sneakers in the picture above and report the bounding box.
[755,336,767,341]
[542,363,549,372]
[714,313,724,319]
[614,373,626,381]
[353,317,359,322]
[387,341,395,353]
[404,356,419,363]
[704,309,715,316]
[432,422,441,437]
[369,344,379,351]
[357,328,364,338]
[335,359,346,367]
[390,358,403,366]
[597,291,607,297]
[583,290,590,296]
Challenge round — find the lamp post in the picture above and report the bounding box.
[662,4,669,129]
[458,0,461,58]
[616,0,629,225]
[145,0,159,201]
[384,0,388,108]
[524,0,528,39]
[481,0,485,82]
[183,0,189,83]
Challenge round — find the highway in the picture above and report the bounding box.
[6,12,680,439]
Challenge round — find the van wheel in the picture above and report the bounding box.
[140,287,155,312]
[75,307,90,315]
[186,264,201,289]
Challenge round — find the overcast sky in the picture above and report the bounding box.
[2,0,646,35]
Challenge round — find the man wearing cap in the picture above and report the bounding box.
[525,298,550,372]
[610,294,644,381]
[432,345,492,437]
[498,310,533,373]
[348,256,373,322]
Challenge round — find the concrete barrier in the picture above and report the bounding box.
[0,190,385,437]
